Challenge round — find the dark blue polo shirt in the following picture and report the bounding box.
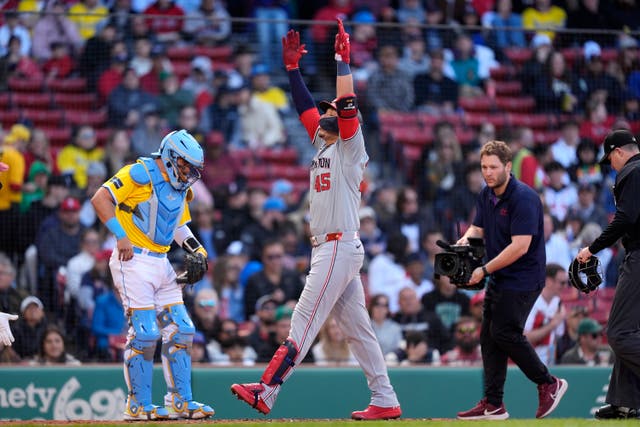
[473,174,545,291]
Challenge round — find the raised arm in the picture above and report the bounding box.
[333,19,358,140]
[282,29,320,140]
[335,19,354,98]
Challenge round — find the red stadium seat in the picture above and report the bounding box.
[494,81,523,96]
[195,45,233,61]
[0,93,10,109]
[534,130,561,145]
[65,109,108,127]
[594,287,616,301]
[48,77,87,93]
[0,109,20,127]
[504,47,533,67]
[390,126,433,146]
[489,65,516,81]
[270,165,308,181]
[21,109,64,127]
[53,92,97,110]
[601,48,618,63]
[255,147,299,165]
[495,96,535,112]
[42,126,73,146]
[378,111,419,127]
[8,77,44,93]
[229,148,253,165]
[12,92,51,109]
[464,112,507,129]
[242,164,269,181]
[166,45,193,60]
[459,96,493,112]
[507,113,552,129]
[172,61,192,79]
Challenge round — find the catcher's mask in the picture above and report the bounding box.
[568,256,602,293]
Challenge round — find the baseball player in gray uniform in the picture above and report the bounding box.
[231,21,401,420]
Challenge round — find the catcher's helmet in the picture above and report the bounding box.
[154,129,204,191]
[568,256,602,294]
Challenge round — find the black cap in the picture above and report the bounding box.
[599,130,638,166]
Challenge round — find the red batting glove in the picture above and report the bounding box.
[282,29,307,71]
[334,18,351,64]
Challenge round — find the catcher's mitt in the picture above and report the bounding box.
[177,252,208,284]
[568,256,602,294]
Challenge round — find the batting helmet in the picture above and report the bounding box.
[568,256,603,294]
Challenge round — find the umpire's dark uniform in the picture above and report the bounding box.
[589,131,640,412]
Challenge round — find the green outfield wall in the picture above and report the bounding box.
[0,366,610,420]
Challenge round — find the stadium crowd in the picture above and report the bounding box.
[0,0,637,367]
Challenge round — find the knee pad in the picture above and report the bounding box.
[261,338,299,386]
[128,308,161,357]
[158,304,195,401]
[158,303,196,346]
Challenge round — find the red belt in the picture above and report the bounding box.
[310,231,359,247]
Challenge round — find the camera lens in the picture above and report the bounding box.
[436,254,459,275]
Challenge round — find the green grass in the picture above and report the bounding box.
[5,420,640,427]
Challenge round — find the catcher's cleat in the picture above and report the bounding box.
[457,398,509,420]
[231,383,270,415]
[123,401,170,421]
[536,376,568,419]
[165,394,215,419]
[351,405,402,420]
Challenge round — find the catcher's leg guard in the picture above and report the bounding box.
[124,308,165,419]
[159,304,214,419]
[261,338,299,386]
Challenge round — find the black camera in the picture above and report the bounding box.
[434,238,486,289]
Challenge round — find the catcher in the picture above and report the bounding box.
[575,129,640,419]
[91,129,214,420]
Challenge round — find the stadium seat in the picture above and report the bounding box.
[464,112,507,129]
[65,109,108,127]
[241,164,269,181]
[595,287,616,301]
[42,127,72,146]
[507,113,552,129]
[494,81,522,96]
[172,60,192,79]
[21,109,64,127]
[0,93,10,109]
[379,111,417,127]
[195,45,233,62]
[0,109,20,127]
[12,92,51,109]
[48,77,87,93]
[229,148,253,165]
[495,96,535,112]
[459,96,493,112]
[53,92,96,110]
[8,77,44,93]
[601,48,618,63]
[390,125,433,146]
[166,45,193,60]
[270,164,308,181]
[504,47,533,67]
[534,130,561,145]
[255,147,298,165]
[95,128,112,146]
[489,65,516,81]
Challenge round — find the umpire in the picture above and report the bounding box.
[456,140,568,420]
[577,129,640,419]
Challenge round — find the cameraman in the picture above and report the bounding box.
[455,141,568,420]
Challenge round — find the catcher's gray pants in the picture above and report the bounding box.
[605,249,640,409]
